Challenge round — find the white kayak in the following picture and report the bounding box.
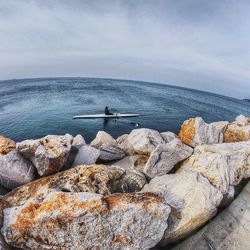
[73,113,140,119]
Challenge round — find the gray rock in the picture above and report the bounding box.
[234,114,248,126]
[99,144,126,162]
[0,150,36,189]
[142,170,223,245]
[71,134,86,150]
[160,131,178,143]
[172,180,250,250]
[144,139,193,178]
[2,191,171,250]
[17,134,73,176]
[72,145,100,167]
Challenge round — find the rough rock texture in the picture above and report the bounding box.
[2,191,170,250]
[1,165,147,209]
[0,150,36,189]
[72,145,100,167]
[234,114,248,126]
[179,117,224,147]
[224,120,250,142]
[178,142,250,195]
[122,128,165,156]
[90,131,116,148]
[71,134,86,150]
[160,132,178,143]
[210,121,229,133]
[172,180,250,250]
[99,144,126,162]
[142,170,223,245]
[144,139,193,178]
[0,136,16,155]
[17,134,73,176]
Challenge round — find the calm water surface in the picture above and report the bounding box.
[0,78,250,142]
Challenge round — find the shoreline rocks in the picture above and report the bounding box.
[0,113,250,249]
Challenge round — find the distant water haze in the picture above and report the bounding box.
[0,78,249,143]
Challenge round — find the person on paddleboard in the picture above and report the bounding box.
[104,106,113,115]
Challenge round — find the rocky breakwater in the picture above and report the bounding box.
[0,114,249,249]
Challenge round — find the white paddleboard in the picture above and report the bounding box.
[73,113,140,119]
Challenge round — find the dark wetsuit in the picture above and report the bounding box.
[105,107,113,115]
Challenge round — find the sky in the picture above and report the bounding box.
[0,0,250,98]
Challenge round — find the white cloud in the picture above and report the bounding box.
[0,0,250,98]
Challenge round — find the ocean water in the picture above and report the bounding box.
[0,77,250,143]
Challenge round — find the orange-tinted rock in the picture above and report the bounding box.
[0,136,16,155]
[2,191,170,249]
[179,118,196,146]
[224,123,250,142]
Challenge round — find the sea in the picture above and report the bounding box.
[0,77,250,143]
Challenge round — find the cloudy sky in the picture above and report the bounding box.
[0,0,250,98]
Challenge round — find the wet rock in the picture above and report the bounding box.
[72,145,100,167]
[0,165,147,209]
[99,144,126,162]
[0,150,36,189]
[0,136,16,155]
[72,134,86,150]
[160,131,178,143]
[178,141,250,195]
[172,180,250,250]
[144,139,193,178]
[125,128,165,156]
[90,131,116,148]
[2,191,170,250]
[17,134,73,176]
[179,117,224,147]
[142,170,223,245]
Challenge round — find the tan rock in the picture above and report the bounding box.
[179,117,224,147]
[178,142,250,195]
[2,191,170,250]
[172,180,250,250]
[224,123,250,142]
[125,128,165,156]
[17,134,73,176]
[142,170,223,245]
[160,132,178,143]
[0,136,16,155]
[1,165,147,208]
[90,131,116,148]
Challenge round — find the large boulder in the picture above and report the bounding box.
[224,116,250,142]
[0,136,16,155]
[17,134,73,176]
[172,180,250,250]
[71,134,86,150]
[72,145,100,167]
[1,165,147,208]
[179,117,224,147]
[142,170,223,245]
[2,191,170,250]
[90,131,116,148]
[99,144,126,162]
[0,150,36,189]
[144,139,193,178]
[120,128,165,156]
[178,142,250,195]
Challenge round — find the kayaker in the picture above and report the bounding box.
[104,106,113,115]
